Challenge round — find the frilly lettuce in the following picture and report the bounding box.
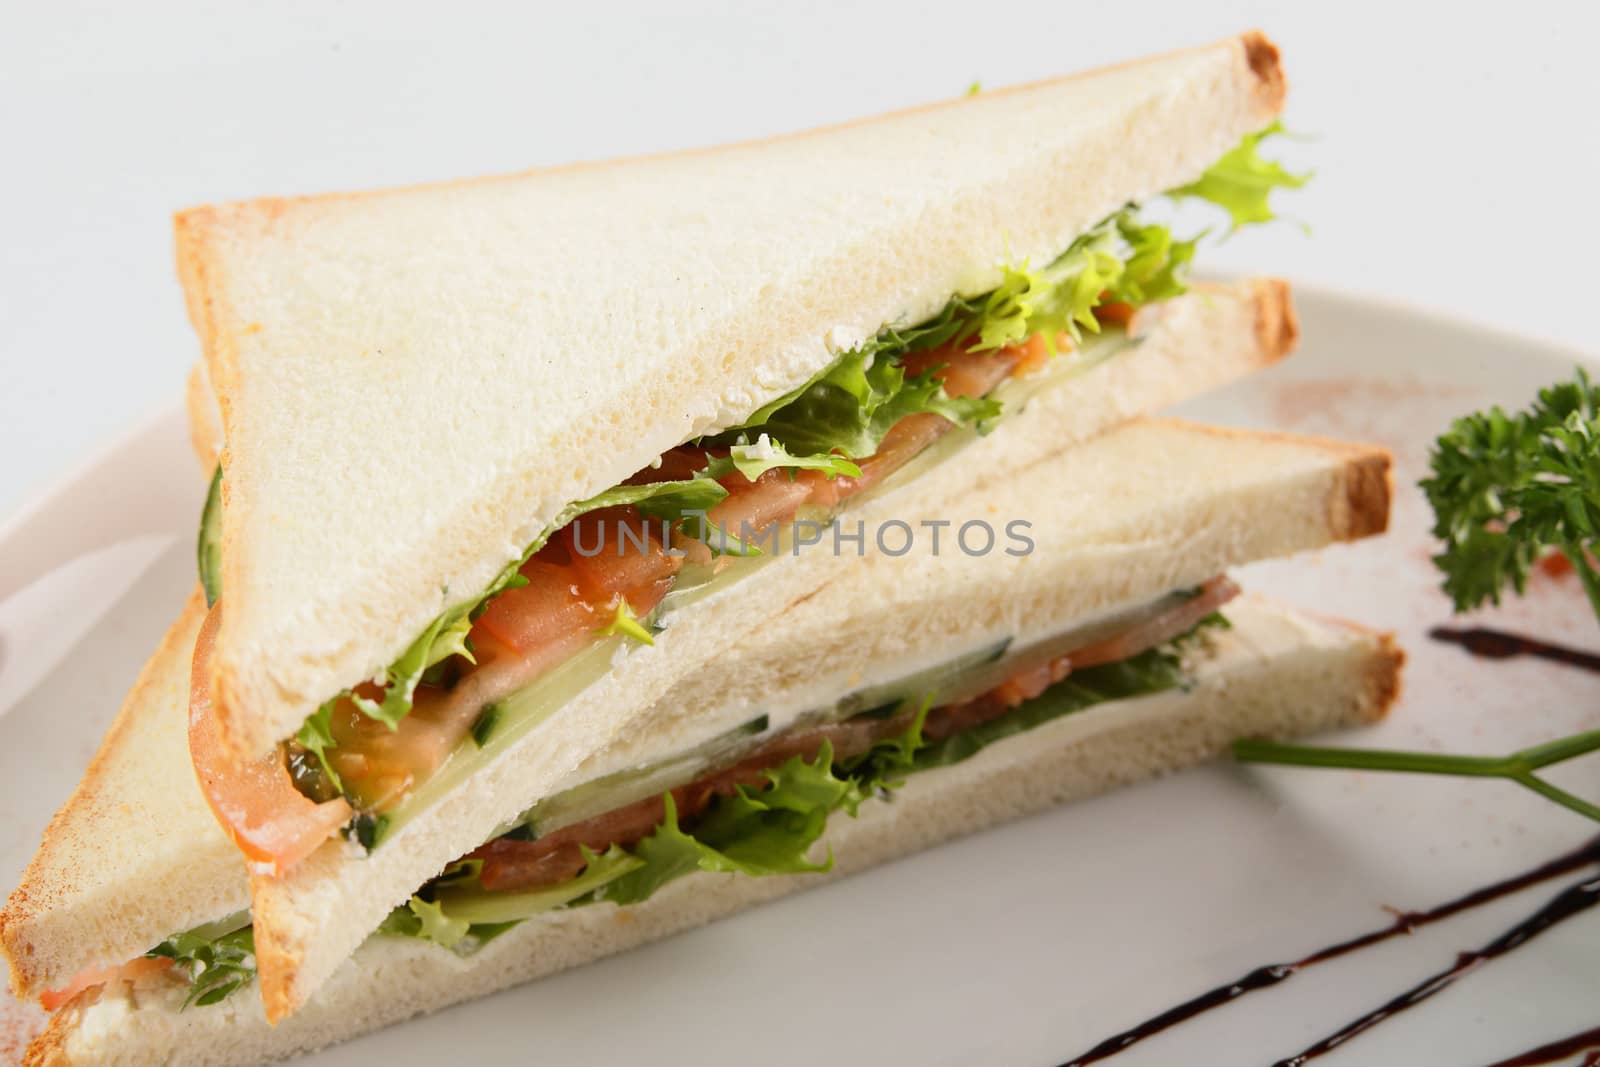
[1170,121,1308,231]
[712,337,1001,459]
[703,435,862,482]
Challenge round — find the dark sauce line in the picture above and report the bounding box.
[1273,874,1600,1065]
[1482,1024,1600,1067]
[1429,625,1600,675]
[1058,835,1600,1067]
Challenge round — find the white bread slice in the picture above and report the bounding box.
[26,597,1401,1067]
[183,32,1288,760]
[248,417,1388,1020]
[0,592,246,1004]
[1,282,1297,1007]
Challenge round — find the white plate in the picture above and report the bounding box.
[3,285,1598,1066]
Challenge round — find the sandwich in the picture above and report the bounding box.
[142,30,1313,1021]
[8,415,1400,1064]
[34,28,1314,1023]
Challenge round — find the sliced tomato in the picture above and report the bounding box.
[563,506,682,611]
[325,684,480,811]
[188,605,353,876]
[1095,301,1137,327]
[899,338,1024,399]
[626,445,711,485]
[811,411,954,504]
[473,560,596,656]
[707,467,815,539]
[473,837,589,892]
[1067,576,1240,670]
[39,956,174,1012]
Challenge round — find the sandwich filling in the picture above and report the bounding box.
[56,578,1240,1011]
[190,125,1305,876]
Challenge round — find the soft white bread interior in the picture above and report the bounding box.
[27,597,1401,1067]
[5,276,1299,1015]
[249,416,1388,1020]
[0,591,247,1003]
[182,32,1288,760]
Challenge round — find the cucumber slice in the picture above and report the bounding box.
[198,466,223,607]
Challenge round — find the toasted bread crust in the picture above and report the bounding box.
[1251,277,1300,363]
[1361,631,1406,722]
[23,989,85,1067]
[1338,450,1394,541]
[1155,419,1394,545]
[0,592,209,999]
[1241,30,1288,115]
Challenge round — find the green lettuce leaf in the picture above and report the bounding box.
[837,696,932,798]
[1170,120,1309,231]
[145,923,256,1009]
[1106,215,1199,307]
[717,343,999,459]
[402,896,471,949]
[593,744,850,906]
[968,226,1126,353]
[909,618,1227,771]
[198,466,223,609]
[293,703,344,795]
[432,845,643,926]
[702,435,862,483]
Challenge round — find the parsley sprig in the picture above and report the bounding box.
[1422,368,1600,618]
[1236,368,1600,822]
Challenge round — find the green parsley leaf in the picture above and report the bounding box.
[1421,367,1600,617]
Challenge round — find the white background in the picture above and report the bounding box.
[2,0,1596,520]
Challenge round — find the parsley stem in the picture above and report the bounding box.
[1234,728,1600,824]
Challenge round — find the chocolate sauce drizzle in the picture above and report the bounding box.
[1273,874,1600,1065]
[1481,1024,1600,1067]
[1059,836,1600,1066]
[1429,625,1600,675]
